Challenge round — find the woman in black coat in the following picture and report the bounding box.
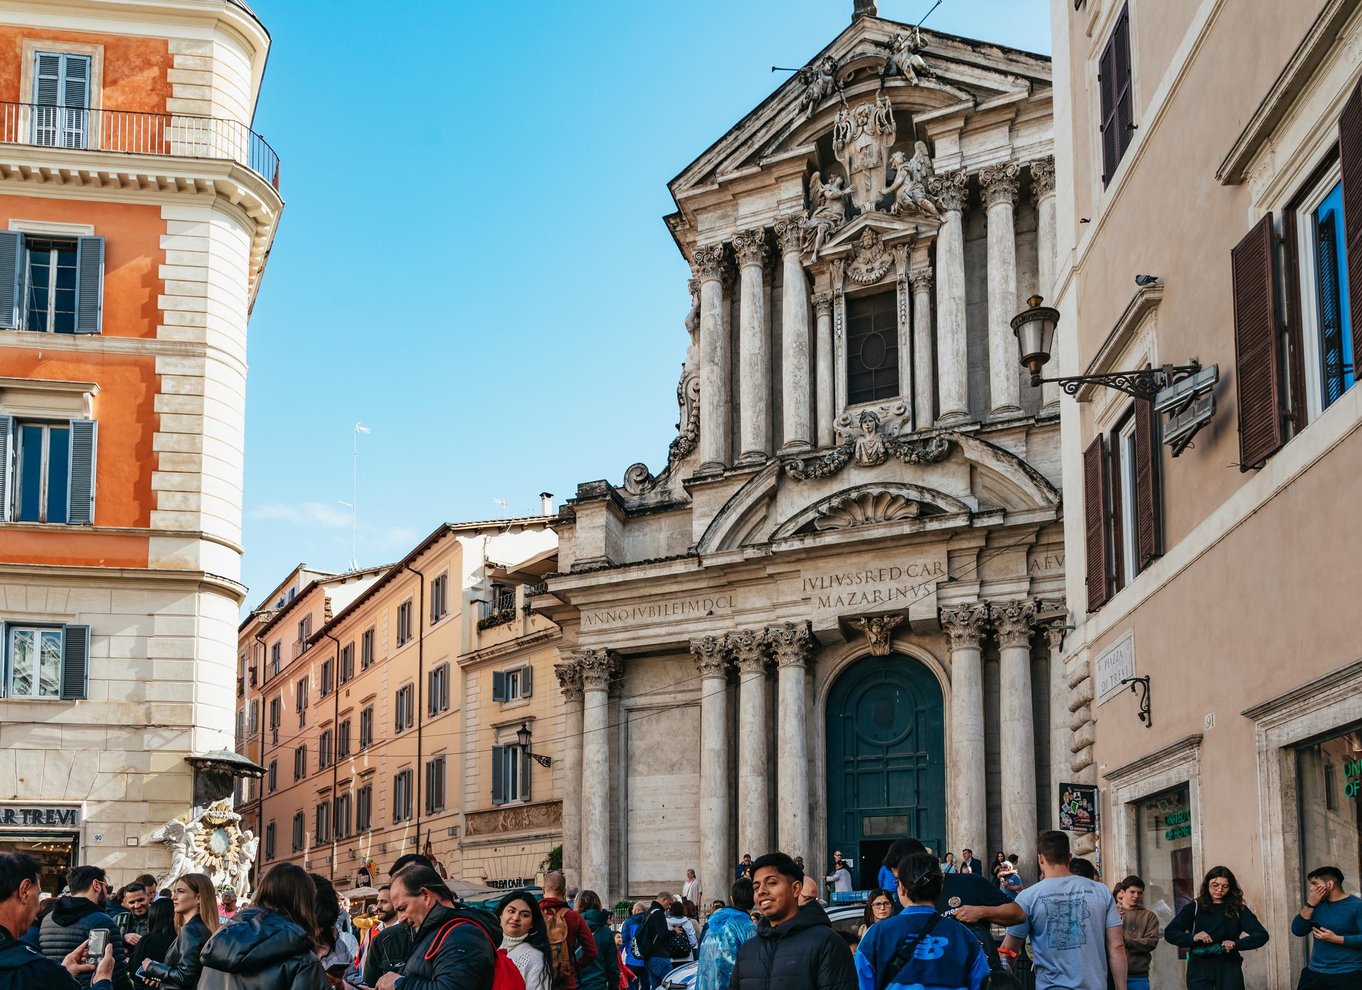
[138,873,219,989]
[1164,866,1269,990]
[130,899,177,972]
[199,864,327,990]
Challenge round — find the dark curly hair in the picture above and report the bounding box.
[1196,866,1245,917]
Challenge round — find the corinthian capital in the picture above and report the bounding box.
[774,215,805,256]
[979,162,1021,208]
[725,629,770,675]
[938,603,990,650]
[731,228,770,269]
[990,599,1039,648]
[907,268,934,293]
[690,243,728,283]
[690,636,731,678]
[554,658,584,703]
[577,648,620,690]
[765,621,815,669]
[1030,156,1056,199]
[812,291,834,318]
[928,169,968,213]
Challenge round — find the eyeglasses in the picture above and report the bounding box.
[871,900,892,909]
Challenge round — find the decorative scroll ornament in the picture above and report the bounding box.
[669,369,701,463]
[814,489,922,531]
[845,229,895,285]
[885,141,943,221]
[774,214,804,256]
[622,463,655,496]
[851,614,906,656]
[980,161,1021,208]
[690,243,727,282]
[782,407,951,481]
[731,228,769,269]
[833,91,897,214]
[151,799,259,902]
[797,55,839,118]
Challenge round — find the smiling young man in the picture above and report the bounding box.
[728,852,856,990]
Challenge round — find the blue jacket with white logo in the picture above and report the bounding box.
[854,907,990,990]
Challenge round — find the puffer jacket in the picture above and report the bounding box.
[728,901,856,990]
[197,908,325,990]
[398,903,500,990]
[138,917,211,989]
[359,922,411,987]
[40,896,131,990]
[0,922,113,990]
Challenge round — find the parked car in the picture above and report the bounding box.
[659,903,865,989]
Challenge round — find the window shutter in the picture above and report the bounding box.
[492,670,506,703]
[491,747,505,805]
[1098,26,1118,183]
[1280,208,1308,428]
[1338,77,1362,376]
[60,624,90,700]
[0,231,22,329]
[521,664,533,698]
[1112,8,1134,166]
[0,622,7,698]
[1231,214,1286,469]
[61,55,89,109]
[1084,436,1110,612]
[0,414,12,522]
[67,420,97,525]
[1133,399,1162,570]
[521,749,532,802]
[74,237,103,334]
[34,53,60,106]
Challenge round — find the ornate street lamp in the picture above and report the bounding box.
[516,722,553,769]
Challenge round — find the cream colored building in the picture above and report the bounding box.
[1049,0,1362,984]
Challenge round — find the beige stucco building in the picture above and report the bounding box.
[1049,0,1362,984]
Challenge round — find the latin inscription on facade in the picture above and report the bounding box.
[805,554,947,621]
[582,595,735,629]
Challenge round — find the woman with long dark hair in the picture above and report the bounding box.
[575,890,621,990]
[857,889,895,937]
[130,899,177,971]
[137,873,219,988]
[199,863,326,989]
[1164,866,1269,990]
[496,888,550,990]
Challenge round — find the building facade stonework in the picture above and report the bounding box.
[543,12,1066,906]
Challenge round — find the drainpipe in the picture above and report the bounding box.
[401,562,427,855]
[253,632,267,834]
[322,629,342,881]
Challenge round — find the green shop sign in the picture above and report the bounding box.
[1163,808,1192,841]
[1344,759,1362,799]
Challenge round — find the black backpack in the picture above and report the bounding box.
[667,922,692,958]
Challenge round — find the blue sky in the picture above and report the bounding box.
[239,0,1052,605]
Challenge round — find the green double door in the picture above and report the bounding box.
[826,654,946,889]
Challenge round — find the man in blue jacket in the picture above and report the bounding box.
[1293,865,1362,989]
[0,853,114,990]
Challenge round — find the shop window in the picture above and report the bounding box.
[1134,784,1195,924]
[1296,726,1362,900]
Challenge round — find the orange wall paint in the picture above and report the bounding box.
[0,197,165,340]
[0,28,171,112]
[0,528,148,568]
[2,351,159,529]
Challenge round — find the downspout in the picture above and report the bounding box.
[322,629,342,880]
[401,562,426,853]
[254,632,267,823]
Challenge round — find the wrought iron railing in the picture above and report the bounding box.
[477,591,518,630]
[0,101,281,190]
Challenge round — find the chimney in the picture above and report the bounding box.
[539,492,554,517]
[852,0,877,21]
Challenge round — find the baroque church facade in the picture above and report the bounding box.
[542,8,1066,907]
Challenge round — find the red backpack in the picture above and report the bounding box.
[427,918,527,990]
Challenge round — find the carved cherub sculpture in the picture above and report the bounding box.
[888,29,933,85]
[797,55,839,118]
[885,141,942,220]
[803,171,850,261]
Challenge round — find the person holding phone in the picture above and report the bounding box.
[39,866,132,990]
[1292,866,1362,989]
[137,874,218,988]
[0,852,116,990]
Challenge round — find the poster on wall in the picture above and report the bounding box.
[1059,783,1098,834]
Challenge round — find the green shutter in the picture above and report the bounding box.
[491,747,505,805]
[492,670,506,703]
[60,624,89,700]
[74,237,103,334]
[522,664,533,698]
[0,414,12,522]
[67,420,96,525]
[521,749,532,802]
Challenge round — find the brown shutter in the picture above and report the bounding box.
[1134,399,1162,570]
[1232,214,1285,469]
[1084,435,1110,611]
[1339,77,1362,377]
[1280,207,1307,429]
[1098,25,1118,183]
[1112,7,1135,166]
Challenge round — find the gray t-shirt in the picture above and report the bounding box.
[1006,874,1121,990]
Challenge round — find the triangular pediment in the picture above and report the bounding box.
[820,211,934,256]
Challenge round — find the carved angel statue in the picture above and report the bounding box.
[234,831,260,902]
[885,141,942,220]
[802,171,849,261]
[683,281,700,345]
[150,818,203,888]
[797,55,839,118]
[888,28,933,85]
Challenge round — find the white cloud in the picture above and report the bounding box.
[250,502,353,529]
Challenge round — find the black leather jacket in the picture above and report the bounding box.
[198,909,325,990]
[138,917,210,989]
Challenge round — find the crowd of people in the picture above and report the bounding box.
[0,837,1358,990]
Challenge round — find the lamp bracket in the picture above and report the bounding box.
[1120,675,1152,728]
[528,753,553,769]
[1034,362,1202,402]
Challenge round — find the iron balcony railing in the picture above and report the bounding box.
[0,101,281,191]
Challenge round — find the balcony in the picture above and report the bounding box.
[0,102,280,191]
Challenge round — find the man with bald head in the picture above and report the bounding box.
[798,877,821,906]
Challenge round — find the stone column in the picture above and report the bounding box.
[775,216,813,452]
[940,604,989,857]
[690,635,732,915]
[733,228,770,464]
[932,170,969,423]
[553,658,585,889]
[981,162,1022,418]
[1043,616,1068,831]
[579,648,618,900]
[909,268,935,431]
[693,244,729,472]
[768,621,815,858]
[1031,157,1060,413]
[728,629,771,860]
[894,245,915,415]
[813,292,835,447]
[992,600,1040,882]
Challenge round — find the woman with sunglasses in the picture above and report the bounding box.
[1164,866,1268,990]
[857,890,895,938]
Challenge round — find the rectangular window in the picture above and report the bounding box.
[293,745,307,781]
[1294,174,1357,418]
[356,784,373,833]
[3,623,87,701]
[32,52,91,149]
[320,658,334,697]
[1098,6,1134,185]
[267,760,277,794]
[492,665,533,704]
[296,677,308,712]
[270,642,282,675]
[318,729,333,769]
[14,421,69,523]
[396,600,413,646]
[1083,405,1161,611]
[361,628,375,669]
[264,821,276,860]
[845,291,900,405]
[291,811,305,852]
[431,574,448,624]
[337,719,351,760]
[428,662,450,716]
[492,744,530,805]
[1112,415,1138,591]
[1296,725,1362,897]
[22,239,78,334]
[0,232,102,335]
[393,769,413,822]
[1134,784,1194,926]
[395,684,414,732]
[315,801,331,843]
[340,643,354,684]
[298,616,312,645]
[334,793,352,840]
[425,755,447,814]
[359,706,374,750]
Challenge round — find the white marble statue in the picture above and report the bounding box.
[803,171,850,261]
[150,818,203,890]
[833,92,896,214]
[797,55,838,118]
[888,29,933,85]
[150,799,259,904]
[885,142,942,220]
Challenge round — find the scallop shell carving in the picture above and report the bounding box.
[813,490,921,531]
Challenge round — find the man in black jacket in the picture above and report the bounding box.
[39,866,130,990]
[361,884,412,988]
[377,864,499,990]
[639,891,676,987]
[729,853,856,990]
[0,853,115,990]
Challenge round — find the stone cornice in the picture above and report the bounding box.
[1101,734,1203,786]
[0,561,245,599]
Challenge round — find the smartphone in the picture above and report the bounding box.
[87,928,109,965]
